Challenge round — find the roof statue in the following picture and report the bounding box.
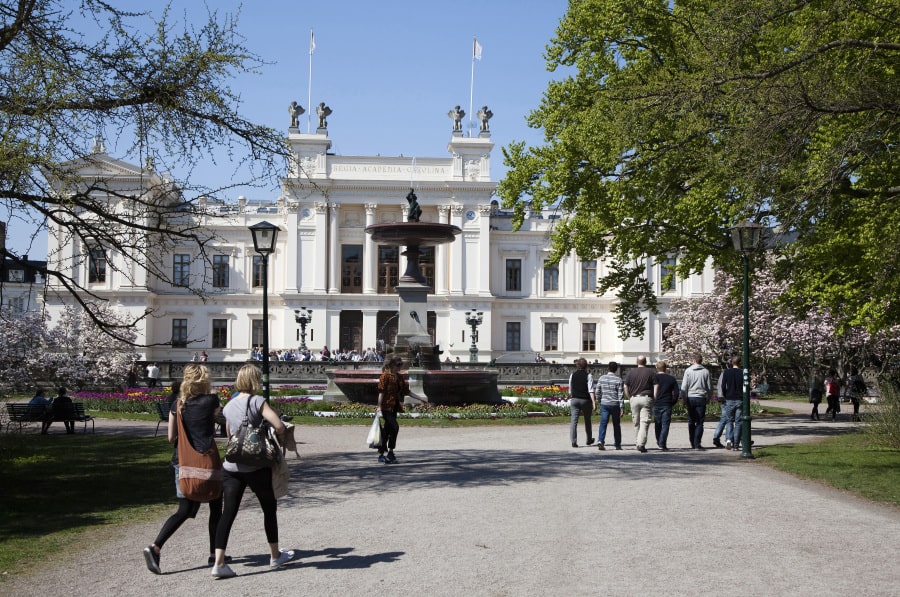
[448,105,465,132]
[476,106,493,132]
[288,101,305,128]
[316,102,332,129]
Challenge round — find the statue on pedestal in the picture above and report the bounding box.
[406,188,422,222]
[476,105,493,132]
[288,101,305,128]
[316,102,332,129]
[447,105,465,132]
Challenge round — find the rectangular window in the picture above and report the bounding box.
[173,254,190,287]
[581,260,597,292]
[506,322,521,352]
[582,323,597,352]
[212,319,228,349]
[252,255,265,288]
[212,255,230,288]
[7,296,25,314]
[88,246,106,283]
[341,245,363,293]
[421,247,435,293]
[543,260,559,292]
[544,322,559,351]
[660,257,676,292]
[172,319,188,348]
[251,319,263,349]
[377,246,399,294]
[506,259,522,292]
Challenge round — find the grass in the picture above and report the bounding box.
[755,431,900,507]
[0,433,174,580]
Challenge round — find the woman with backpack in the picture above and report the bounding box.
[823,369,841,420]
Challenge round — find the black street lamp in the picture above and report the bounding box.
[731,220,765,459]
[465,309,484,363]
[294,307,313,352]
[249,221,279,403]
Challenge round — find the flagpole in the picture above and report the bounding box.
[469,36,476,136]
[308,29,314,133]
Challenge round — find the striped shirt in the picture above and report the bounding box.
[595,373,624,408]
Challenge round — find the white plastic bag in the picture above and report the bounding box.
[366,417,382,449]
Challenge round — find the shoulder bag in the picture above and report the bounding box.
[224,395,282,468]
[176,406,223,502]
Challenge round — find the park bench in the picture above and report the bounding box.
[4,402,95,434]
[154,400,170,437]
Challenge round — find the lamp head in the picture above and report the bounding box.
[249,221,280,256]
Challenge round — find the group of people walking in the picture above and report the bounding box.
[809,366,866,422]
[568,353,756,452]
[143,363,293,579]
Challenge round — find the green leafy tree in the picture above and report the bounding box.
[0,0,288,336]
[498,0,900,338]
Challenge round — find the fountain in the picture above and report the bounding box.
[327,190,502,406]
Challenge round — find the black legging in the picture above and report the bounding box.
[215,467,278,551]
[380,411,399,453]
[154,496,223,554]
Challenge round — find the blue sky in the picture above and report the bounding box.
[4,0,570,257]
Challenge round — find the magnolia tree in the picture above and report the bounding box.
[0,304,138,393]
[664,261,900,380]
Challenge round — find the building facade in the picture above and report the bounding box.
[42,123,713,364]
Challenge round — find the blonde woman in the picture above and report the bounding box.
[211,364,293,579]
[144,364,225,574]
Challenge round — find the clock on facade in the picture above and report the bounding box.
[301,208,312,219]
[465,210,476,221]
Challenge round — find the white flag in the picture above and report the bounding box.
[310,30,316,55]
[473,38,482,61]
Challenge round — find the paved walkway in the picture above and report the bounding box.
[6,402,899,596]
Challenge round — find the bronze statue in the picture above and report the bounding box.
[447,105,465,132]
[288,101,305,128]
[316,102,332,128]
[406,188,422,222]
[476,105,493,132]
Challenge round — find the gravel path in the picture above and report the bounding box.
[5,402,898,596]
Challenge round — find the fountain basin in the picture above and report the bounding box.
[327,367,502,406]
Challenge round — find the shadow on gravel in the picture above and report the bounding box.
[751,413,863,440]
[278,446,733,503]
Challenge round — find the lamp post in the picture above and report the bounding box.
[466,309,483,363]
[731,220,765,459]
[294,307,313,352]
[249,221,279,403]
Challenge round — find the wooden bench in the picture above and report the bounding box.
[154,400,170,437]
[4,402,95,433]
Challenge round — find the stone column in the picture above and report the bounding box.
[436,205,450,295]
[328,202,340,294]
[449,205,464,295]
[363,203,377,294]
[314,202,328,293]
[478,204,492,295]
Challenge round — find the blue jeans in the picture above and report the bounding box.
[687,397,707,448]
[721,400,741,446]
[653,404,673,448]
[597,403,622,448]
[569,397,594,445]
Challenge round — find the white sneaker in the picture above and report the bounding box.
[270,549,295,567]
[211,564,236,579]
[725,439,733,450]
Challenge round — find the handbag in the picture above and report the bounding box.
[224,395,282,468]
[176,407,223,502]
[366,416,382,449]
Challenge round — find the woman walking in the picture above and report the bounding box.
[211,364,293,579]
[143,365,225,574]
[376,356,424,464]
[824,369,841,420]
[568,357,595,447]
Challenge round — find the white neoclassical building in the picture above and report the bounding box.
[42,122,713,364]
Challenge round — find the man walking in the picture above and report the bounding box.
[652,361,679,451]
[146,362,160,388]
[717,356,744,450]
[624,355,658,453]
[681,353,712,449]
[595,362,625,450]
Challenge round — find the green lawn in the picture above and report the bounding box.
[755,431,900,507]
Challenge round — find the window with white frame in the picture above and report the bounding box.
[581,260,597,292]
[543,260,559,292]
[212,319,228,348]
[252,255,265,288]
[172,319,188,348]
[173,254,190,287]
[544,322,559,351]
[88,245,106,283]
[660,257,676,292]
[506,321,521,351]
[506,259,522,292]
[212,255,230,288]
[582,322,597,351]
